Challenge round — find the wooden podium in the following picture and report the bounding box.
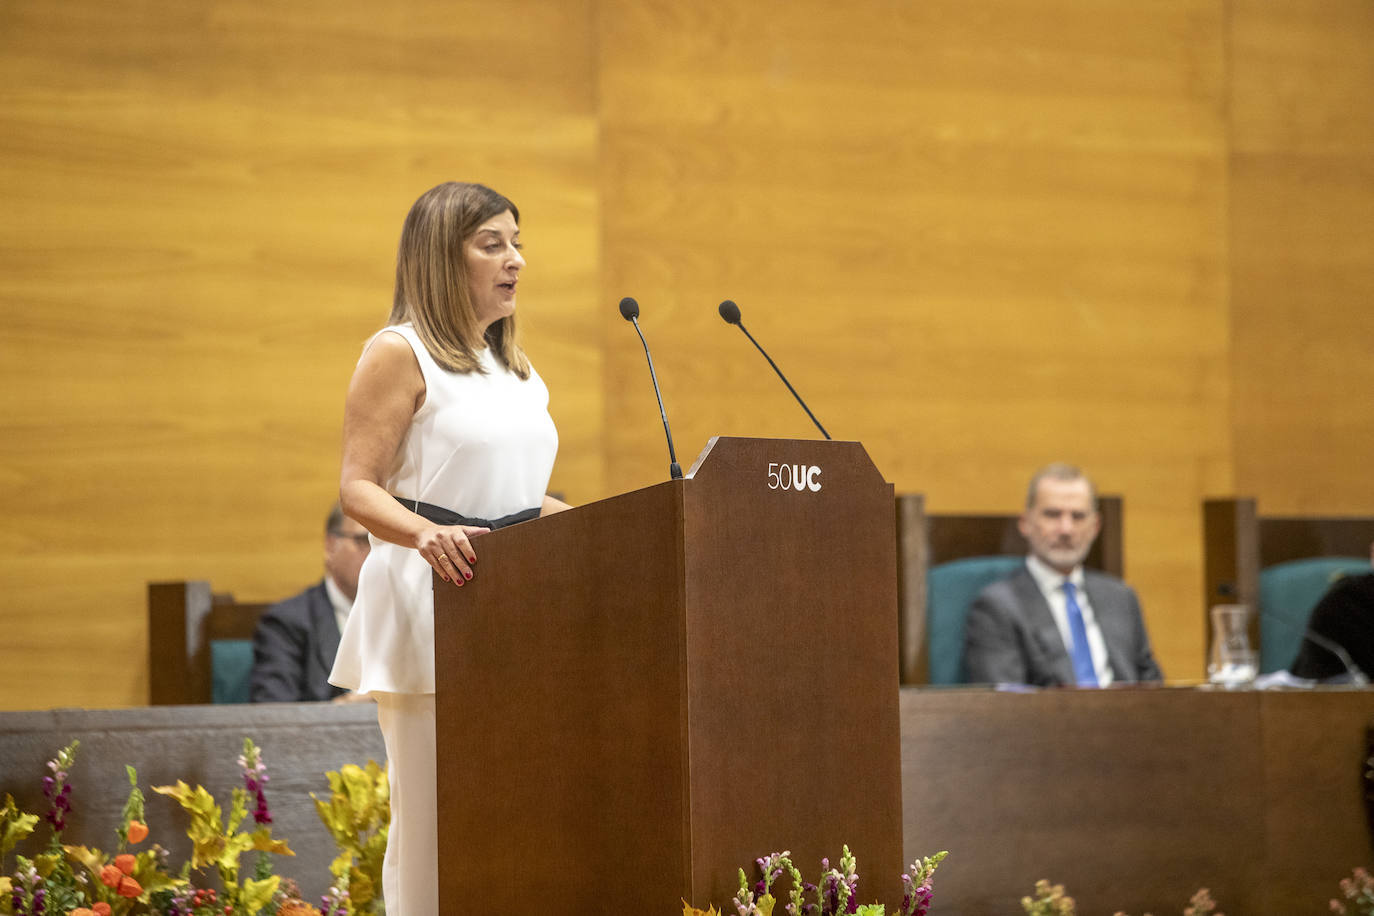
[435,437,903,913]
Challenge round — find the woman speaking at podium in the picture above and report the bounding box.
[329,182,568,913]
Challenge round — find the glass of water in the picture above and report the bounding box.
[1208,604,1258,688]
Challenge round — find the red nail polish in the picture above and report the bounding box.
[463,571,472,581]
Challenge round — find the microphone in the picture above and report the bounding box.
[1258,607,1372,686]
[619,297,683,480]
[1300,627,1370,686]
[717,300,831,440]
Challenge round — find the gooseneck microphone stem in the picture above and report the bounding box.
[1258,604,1371,685]
[630,316,683,479]
[620,297,683,480]
[720,301,831,440]
[1302,628,1370,686]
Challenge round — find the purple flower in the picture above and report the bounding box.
[40,742,79,838]
[910,884,934,916]
[321,885,351,916]
[42,770,71,833]
[11,861,45,916]
[822,874,840,915]
[238,739,273,825]
[900,852,947,916]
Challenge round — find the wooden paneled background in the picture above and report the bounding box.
[1,0,1371,710]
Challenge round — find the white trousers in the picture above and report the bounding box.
[375,692,437,915]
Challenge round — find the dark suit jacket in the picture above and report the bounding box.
[1290,572,1374,680]
[250,580,346,702]
[962,564,1163,687]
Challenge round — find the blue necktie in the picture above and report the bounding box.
[1063,581,1098,687]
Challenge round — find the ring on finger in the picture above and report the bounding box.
[438,554,449,563]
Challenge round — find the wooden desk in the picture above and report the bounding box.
[900,687,1374,915]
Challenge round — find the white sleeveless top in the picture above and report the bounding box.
[329,324,558,694]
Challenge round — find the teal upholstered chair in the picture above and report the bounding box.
[1203,498,1374,678]
[1257,557,1373,673]
[210,639,257,703]
[927,555,1024,685]
[149,582,267,704]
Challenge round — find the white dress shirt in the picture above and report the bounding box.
[1024,554,1114,687]
[323,574,353,640]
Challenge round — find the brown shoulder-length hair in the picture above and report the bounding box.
[386,182,531,378]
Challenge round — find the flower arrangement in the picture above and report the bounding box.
[149,737,296,914]
[2,741,179,916]
[0,739,388,916]
[1023,879,1075,915]
[6,740,1374,916]
[1032,880,1225,916]
[1333,867,1374,915]
[685,845,949,916]
[308,763,388,916]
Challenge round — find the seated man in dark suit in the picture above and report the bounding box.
[962,463,1163,687]
[1288,540,1374,683]
[251,503,371,702]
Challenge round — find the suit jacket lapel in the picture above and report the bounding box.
[310,583,342,682]
[1011,568,1076,685]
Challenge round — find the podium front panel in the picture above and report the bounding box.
[681,437,903,906]
[435,482,691,911]
[435,437,903,913]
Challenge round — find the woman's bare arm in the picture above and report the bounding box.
[339,331,488,585]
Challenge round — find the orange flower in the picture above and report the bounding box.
[113,853,136,876]
[93,904,112,916]
[100,864,122,888]
[126,820,148,843]
[278,903,323,916]
[70,909,95,916]
[116,874,143,898]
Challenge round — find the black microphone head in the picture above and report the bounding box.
[619,297,640,321]
[718,300,741,325]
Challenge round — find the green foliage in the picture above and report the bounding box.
[310,760,389,915]
[153,781,228,870]
[723,847,910,916]
[152,778,294,915]
[0,795,38,862]
[240,875,283,914]
[1022,880,1076,916]
[118,765,147,852]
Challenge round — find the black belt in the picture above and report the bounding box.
[394,496,540,530]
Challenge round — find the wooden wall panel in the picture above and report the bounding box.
[0,0,600,709]
[598,0,1230,679]
[1229,0,1374,515]
[4,0,1373,709]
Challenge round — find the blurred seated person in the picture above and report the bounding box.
[1287,540,1374,684]
[251,503,371,702]
[962,463,1163,687]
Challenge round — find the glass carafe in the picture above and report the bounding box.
[1207,604,1258,687]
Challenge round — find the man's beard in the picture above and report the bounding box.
[1042,541,1090,569]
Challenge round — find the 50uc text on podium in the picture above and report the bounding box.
[767,462,823,493]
